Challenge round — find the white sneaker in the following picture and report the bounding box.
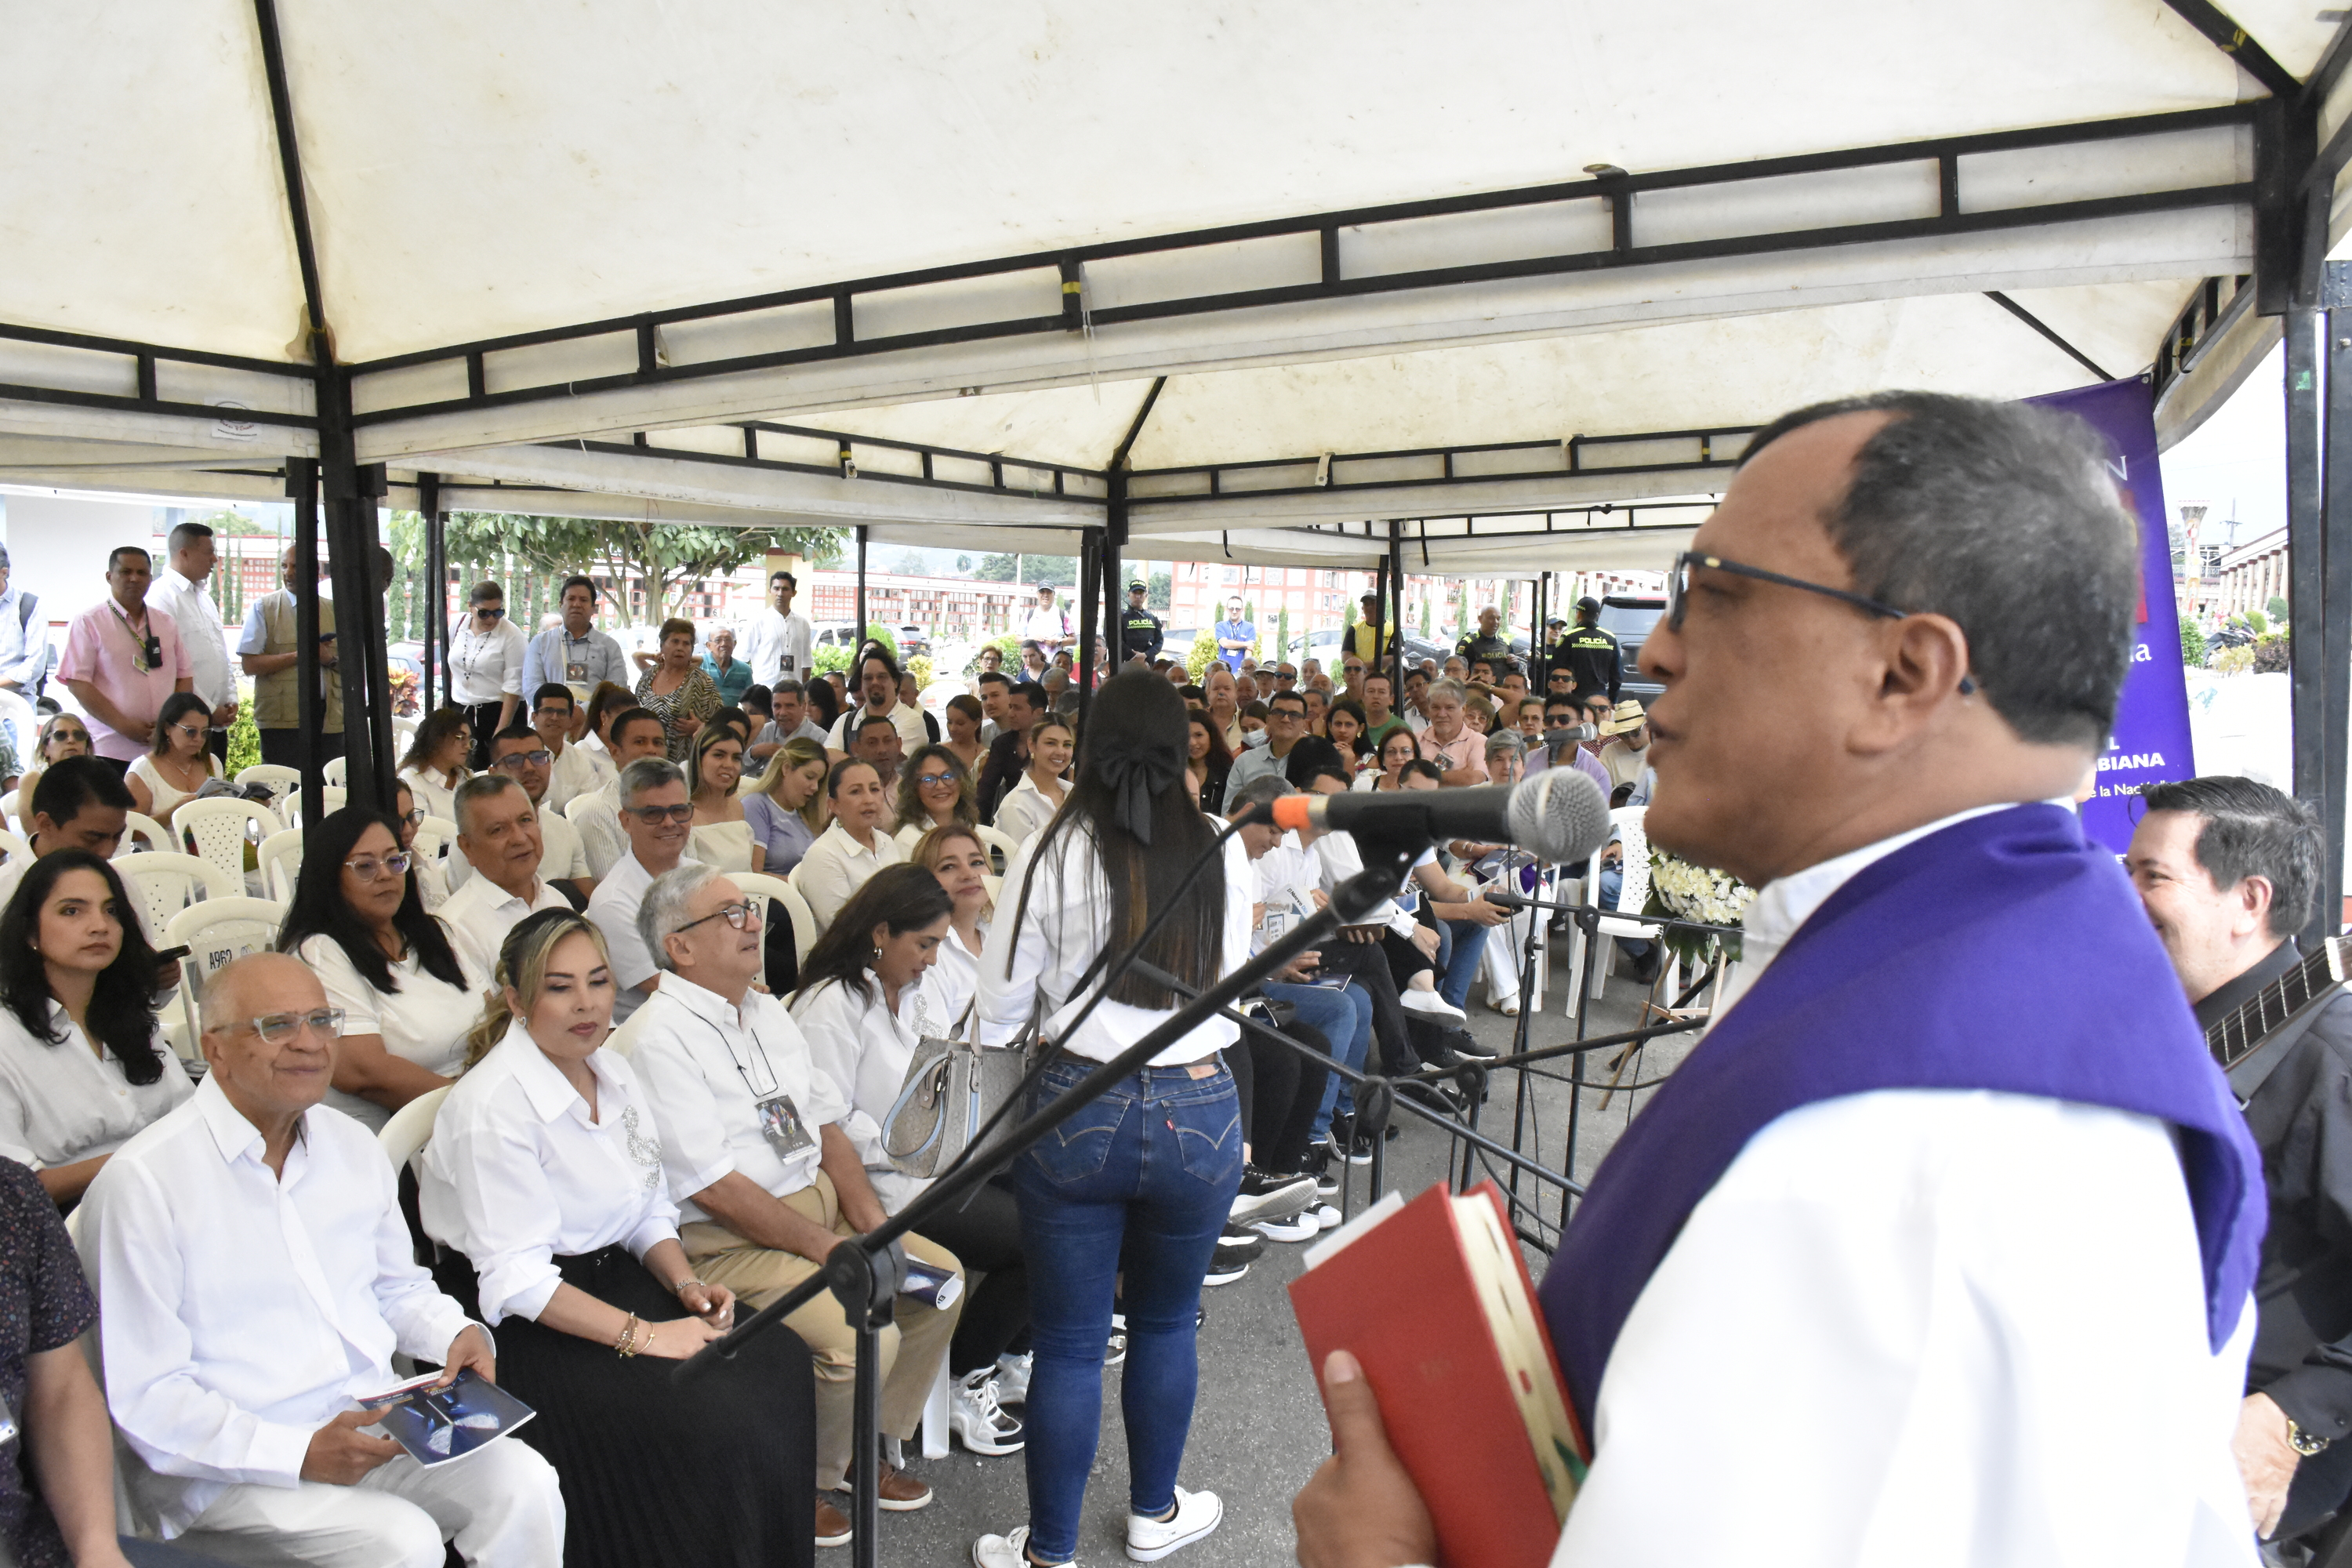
[1126,1486,1223,1562]
[994,1351,1033,1406]
[1400,989,1466,1022]
[1306,1200,1343,1231]
[1250,1210,1318,1243]
[973,1524,1072,1566]
[951,1369,1025,1455]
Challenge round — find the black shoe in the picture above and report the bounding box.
[1298,1145,1340,1197]
[1216,1228,1265,1265]
[1231,1164,1316,1225]
[1627,946,1663,985]
[1326,1112,1356,1152]
[1441,1025,1497,1060]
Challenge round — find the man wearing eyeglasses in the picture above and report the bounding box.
[586,757,702,1025]
[57,546,193,777]
[1228,691,1312,793]
[443,728,596,909]
[77,953,565,1567]
[528,683,599,815]
[1294,394,2266,1568]
[448,582,528,770]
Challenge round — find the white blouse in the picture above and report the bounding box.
[448,619,528,706]
[794,820,905,933]
[127,753,221,822]
[923,922,987,1030]
[791,975,929,1213]
[991,773,1064,845]
[688,818,754,873]
[397,763,465,826]
[0,1000,192,1170]
[298,931,489,1131]
[418,1023,678,1326]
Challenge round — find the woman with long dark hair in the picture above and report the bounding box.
[685,723,753,873]
[125,691,221,825]
[419,909,817,1568]
[0,850,187,1203]
[1185,711,1232,818]
[971,670,1247,1568]
[792,864,1030,1458]
[277,805,486,1131]
[991,716,1073,844]
[396,706,473,822]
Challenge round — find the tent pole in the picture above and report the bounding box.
[1077,532,1100,718]
[855,527,869,657]
[2289,310,2332,938]
[288,459,324,812]
[1388,520,1406,706]
[319,394,390,814]
[2321,274,2352,934]
[418,473,442,713]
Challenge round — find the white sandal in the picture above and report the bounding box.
[1491,995,1522,1017]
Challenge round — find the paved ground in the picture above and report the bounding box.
[878,946,1701,1566]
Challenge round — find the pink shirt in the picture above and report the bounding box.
[56,600,191,760]
[1417,726,1488,783]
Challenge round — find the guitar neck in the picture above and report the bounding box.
[2209,938,2349,1069]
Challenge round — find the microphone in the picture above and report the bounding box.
[1268,768,1612,864]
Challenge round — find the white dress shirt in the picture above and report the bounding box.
[418,1024,679,1326]
[448,619,528,707]
[1549,806,2259,1568]
[445,808,590,896]
[572,780,628,881]
[78,1077,480,1538]
[585,851,701,1023]
[992,772,1064,845]
[794,821,904,933]
[790,974,945,1213]
[395,763,464,826]
[978,827,1252,1066]
[147,566,234,710]
[0,584,49,689]
[0,1001,192,1169]
[630,975,849,1221]
[924,923,987,1028]
[742,609,814,688]
[437,871,574,978]
[297,933,488,1132]
[543,741,600,815]
[826,701,930,757]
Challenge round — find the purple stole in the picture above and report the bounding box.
[1537,804,2266,1432]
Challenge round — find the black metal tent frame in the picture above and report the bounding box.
[4,0,2349,935]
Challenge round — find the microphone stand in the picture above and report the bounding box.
[673,831,1432,1568]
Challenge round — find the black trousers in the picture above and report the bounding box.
[1230,1017,1331,1174]
[257,727,346,771]
[1314,941,1422,1075]
[906,1174,1030,1376]
[461,699,510,770]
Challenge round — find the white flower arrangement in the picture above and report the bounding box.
[1642,850,1754,965]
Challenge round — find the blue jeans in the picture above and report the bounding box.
[1266,982,1373,1139]
[1014,1058,1243,1562]
[1429,917,1491,1009]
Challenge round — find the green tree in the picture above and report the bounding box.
[1419,597,1432,637]
[1147,570,1172,612]
[2178,616,2207,667]
[2248,609,2268,636]
[974,552,1077,586]
[1276,608,1291,664]
[2267,595,2290,626]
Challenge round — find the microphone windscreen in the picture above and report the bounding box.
[1508,768,1612,863]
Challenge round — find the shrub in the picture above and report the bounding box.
[2253,633,2291,674]
[2178,617,2207,667]
[2268,595,2290,626]
[2247,609,2267,636]
[813,622,901,679]
[227,679,260,779]
[2212,645,2255,676]
[965,634,1019,678]
[1186,627,1219,682]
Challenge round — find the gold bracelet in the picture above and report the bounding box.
[639,1324,658,1356]
[615,1312,641,1357]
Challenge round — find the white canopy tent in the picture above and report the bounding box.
[9,0,2352,924]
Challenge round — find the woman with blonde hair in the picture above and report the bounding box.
[685,722,753,872]
[420,909,818,1567]
[742,736,829,875]
[990,716,1073,844]
[14,713,92,807]
[891,743,977,851]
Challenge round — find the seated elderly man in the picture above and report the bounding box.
[445,725,593,905]
[626,865,964,1544]
[438,774,572,978]
[585,756,702,1025]
[76,953,564,1568]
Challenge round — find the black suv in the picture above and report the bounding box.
[1599,596,1666,705]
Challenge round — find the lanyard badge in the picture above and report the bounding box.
[755,1093,815,1158]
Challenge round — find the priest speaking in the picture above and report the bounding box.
[1293,392,2267,1566]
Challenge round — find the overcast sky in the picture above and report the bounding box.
[2158,342,2287,551]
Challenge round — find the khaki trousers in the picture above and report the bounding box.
[681,1170,964,1490]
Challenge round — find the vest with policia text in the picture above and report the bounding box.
[1557,624,1619,699]
[251,590,342,732]
[1120,607,1163,659]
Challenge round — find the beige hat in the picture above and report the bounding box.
[1599,699,1647,737]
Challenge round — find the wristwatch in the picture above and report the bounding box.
[2288,1417,2332,1457]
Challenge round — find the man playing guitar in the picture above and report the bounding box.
[2129,776,2352,1555]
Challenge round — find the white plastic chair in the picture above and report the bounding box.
[0,689,36,764]
[114,851,239,937]
[604,1004,653,1060]
[259,828,305,902]
[119,811,171,858]
[165,896,289,1060]
[234,764,302,797]
[0,830,29,866]
[974,823,1024,873]
[378,1085,452,1172]
[1560,807,1668,1013]
[0,790,17,833]
[412,815,459,866]
[322,756,349,786]
[174,797,284,891]
[731,870,813,976]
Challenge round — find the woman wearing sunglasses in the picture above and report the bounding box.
[16,714,92,811]
[891,743,976,852]
[276,805,488,1131]
[396,706,474,826]
[125,691,220,827]
[450,580,528,769]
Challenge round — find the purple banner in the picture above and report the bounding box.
[2028,379,2194,853]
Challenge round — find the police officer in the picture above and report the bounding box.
[1454,604,1511,666]
[1557,595,1621,704]
[1120,580,1164,664]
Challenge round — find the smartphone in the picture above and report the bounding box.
[153,945,191,964]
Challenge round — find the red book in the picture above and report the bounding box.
[1288,1181,1588,1568]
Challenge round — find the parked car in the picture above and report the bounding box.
[1599,595,1666,704]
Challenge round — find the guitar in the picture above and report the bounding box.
[2206,937,2352,1098]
